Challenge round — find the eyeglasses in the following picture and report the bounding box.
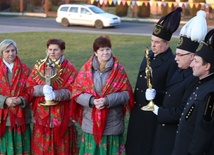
[175,53,191,57]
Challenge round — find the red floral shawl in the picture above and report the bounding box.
[71,55,134,144]
[26,58,77,141]
[0,56,31,137]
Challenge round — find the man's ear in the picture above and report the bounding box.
[166,41,170,47]
[205,63,211,71]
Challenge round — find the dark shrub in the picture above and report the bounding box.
[115,4,128,17]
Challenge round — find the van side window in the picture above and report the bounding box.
[60,7,69,12]
[69,7,78,13]
[80,8,91,15]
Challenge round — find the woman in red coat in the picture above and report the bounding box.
[26,38,78,155]
[0,39,31,154]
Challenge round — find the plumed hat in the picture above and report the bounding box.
[196,29,214,65]
[152,7,182,41]
[177,10,207,53]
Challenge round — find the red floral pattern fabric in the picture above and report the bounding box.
[0,56,31,137]
[71,55,134,144]
[26,58,78,154]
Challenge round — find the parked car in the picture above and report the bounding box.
[56,4,121,29]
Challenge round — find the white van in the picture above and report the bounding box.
[56,4,121,29]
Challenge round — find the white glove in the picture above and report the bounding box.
[145,88,156,101]
[44,91,55,100]
[153,104,159,115]
[43,85,53,94]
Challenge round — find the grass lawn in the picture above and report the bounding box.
[0,32,179,143]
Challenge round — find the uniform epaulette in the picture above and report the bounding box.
[203,92,214,122]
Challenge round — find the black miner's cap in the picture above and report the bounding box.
[152,7,182,41]
[177,10,207,53]
[196,29,214,65]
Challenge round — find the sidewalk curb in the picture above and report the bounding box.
[0,12,47,17]
[121,17,187,25]
[121,17,214,28]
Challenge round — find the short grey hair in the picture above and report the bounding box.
[0,39,17,54]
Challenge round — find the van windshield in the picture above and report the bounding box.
[89,6,105,14]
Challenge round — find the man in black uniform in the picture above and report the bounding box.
[172,29,214,155]
[151,10,208,155]
[125,7,182,155]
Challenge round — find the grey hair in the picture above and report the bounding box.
[0,39,17,54]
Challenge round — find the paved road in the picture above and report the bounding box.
[0,16,212,37]
[0,16,179,37]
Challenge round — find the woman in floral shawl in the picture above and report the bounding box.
[0,39,31,154]
[26,38,78,155]
[71,36,134,155]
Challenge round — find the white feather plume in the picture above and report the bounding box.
[179,10,207,42]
